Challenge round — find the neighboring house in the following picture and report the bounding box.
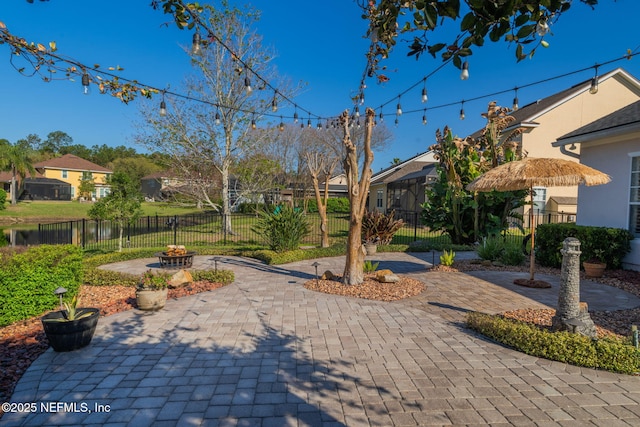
[368,151,437,214]
[553,100,640,272]
[321,174,349,198]
[32,154,112,200]
[476,67,640,218]
[0,171,72,201]
[141,170,223,202]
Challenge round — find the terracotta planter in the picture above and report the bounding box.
[583,261,606,278]
[41,308,99,352]
[136,288,168,311]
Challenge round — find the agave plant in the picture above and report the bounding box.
[43,295,94,322]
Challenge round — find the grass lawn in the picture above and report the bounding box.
[0,201,203,221]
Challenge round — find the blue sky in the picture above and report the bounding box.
[1,0,639,172]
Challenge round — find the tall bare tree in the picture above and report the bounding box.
[136,3,297,234]
[341,108,376,285]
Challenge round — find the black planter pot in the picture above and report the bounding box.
[41,308,100,352]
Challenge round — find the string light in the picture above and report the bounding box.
[355,105,360,117]
[422,109,427,125]
[293,109,298,123]
[512,87,519,111]
[271,93,278,112]
[251,116,256,129]
[459,101,465,120]
[379,111,384,122]
[590,65,599,94]
[396,97,402,116]
[159,92,167,116]
[244,75,252,94]
[460,61,469,80]
[278,116,284,131]
[536,19,550,36]
[191,32,201,55]
[215,110,221,125]
[421,84,428,103]
[81,72,90,95]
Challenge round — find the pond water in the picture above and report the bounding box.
[1,228,42,246]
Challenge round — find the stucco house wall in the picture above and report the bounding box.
[554,100,640,271]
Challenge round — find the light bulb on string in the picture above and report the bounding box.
[536,19,550,36]
[422,109,427,125]
[271,94,278,112]
[512,87,519,111]
[159,95,167,117]
[192,32,202,55]
[379,111,384,122]
[244,75,252,94]
[590,65,599,95]
[396,97,402,116]
[279,117,284,132]
[251,117,256,130]
[394,117,399,127]
[421,86,428,103]
[81,72,90,95]
[459,101,465,120]
[215,110,221,125]
[359,93,365,105]
[293,110,299,123]
[460,61,469,80]
[355,106,360,117]
[307,118,311,128]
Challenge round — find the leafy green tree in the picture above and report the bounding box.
[0,139,36,205]
[364,0,600,79]
[421,103,527,245]
[0,188,7,211]
[77,173,96,200]
[111,156,163,187]
[39,131,73,155]
[88,172,142,252]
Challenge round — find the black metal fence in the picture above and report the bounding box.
[36,210,576,252]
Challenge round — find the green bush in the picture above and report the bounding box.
[305,197,350,213]
[476,237,504,261]
[500,240,526,266]
[0,189,6,210]
[536,223,633,269]
[191,269,235,284]
[476,237,524,266]
[0,245,84,326]
[251,244,347,265]
[251,205,310,252]
[467,312,640,375]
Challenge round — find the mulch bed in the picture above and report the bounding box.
[303,274,425,301]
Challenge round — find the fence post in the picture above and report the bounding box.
[173,215,178,246]
[413,212,418,242]
[82,218,86,249]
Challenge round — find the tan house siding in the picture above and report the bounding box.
[507,68,640,215]
[33,154,112,200]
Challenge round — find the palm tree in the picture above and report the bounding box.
[0,140,36,205]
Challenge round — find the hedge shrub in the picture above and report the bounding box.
[536,223,633,269]
[0,245,84,326]
[467,312,640,374]
[305,197,350,213]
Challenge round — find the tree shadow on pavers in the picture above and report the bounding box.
[365,259,432,274]
[216,256,315,281]
[8,308,390,426]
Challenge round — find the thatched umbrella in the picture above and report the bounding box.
[466,157,610,284]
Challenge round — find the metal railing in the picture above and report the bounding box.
[36,209,576,251]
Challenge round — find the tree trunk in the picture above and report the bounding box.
[341,108,375,285]
[118,224,124,252]
[311,176,330,248]
[222,133,234,236]
[10,166,18,205]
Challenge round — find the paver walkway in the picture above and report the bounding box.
[4,252,640,426]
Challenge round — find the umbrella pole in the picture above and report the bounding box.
[529,189,535,281]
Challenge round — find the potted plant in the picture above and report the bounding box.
[41,295,100,352]
[361,209,405,255]
[583,248,606,278]
[136,269,170,310]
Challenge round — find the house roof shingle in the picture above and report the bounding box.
[556,100,640,141]
[33,154,112,173]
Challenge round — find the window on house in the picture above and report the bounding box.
[82,171,93,180]
[630,156,640,238]
[61,170,68,179]
[376,190,383,208]
[532,186,547,214]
